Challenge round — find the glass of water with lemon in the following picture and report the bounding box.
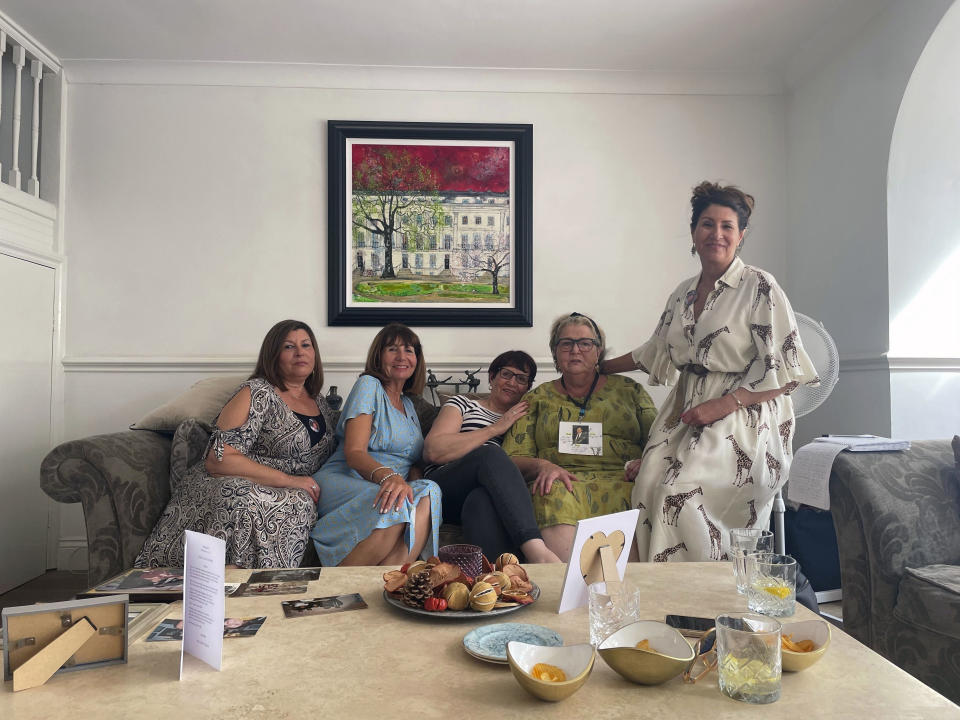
[746,553,797,617]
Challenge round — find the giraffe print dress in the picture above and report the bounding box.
[630,257,818,562]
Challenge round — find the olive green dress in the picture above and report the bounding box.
[502,375,657,527]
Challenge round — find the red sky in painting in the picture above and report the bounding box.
[352,144,510,193]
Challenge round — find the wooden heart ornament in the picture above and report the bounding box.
[579,530,626,586]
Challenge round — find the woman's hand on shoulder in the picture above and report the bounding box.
[624,458,643,482]
[283,474,320,503]
[530,460,578,496]
[680,395,736,427]
[490,400,529,435]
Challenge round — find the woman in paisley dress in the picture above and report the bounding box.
[502,313,657,561]
[603,182,819,562]
[310,323,441,566]
[136,319,337,569]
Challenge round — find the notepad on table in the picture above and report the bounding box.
[812,434,910,452]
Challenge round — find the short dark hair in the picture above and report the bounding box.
[488,350,537,387]
[251,319,323,396]
[690,181,755,233]
[363,323,426,395]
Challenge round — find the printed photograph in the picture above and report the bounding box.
[572,424,589,445]
[110,568,184,591]
[234,581,308,597]
[146,617,268,642]
[247,568,322,584]
[281,593,368,618]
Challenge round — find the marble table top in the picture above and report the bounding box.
[3,562,958,718]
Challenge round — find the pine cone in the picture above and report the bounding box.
[402,570,434,608]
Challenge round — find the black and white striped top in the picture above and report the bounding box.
[423,395,502,475]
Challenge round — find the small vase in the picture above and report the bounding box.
[326,385,343,412]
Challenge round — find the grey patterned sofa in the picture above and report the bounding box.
[40,390,443,588]
[828,438,960,704]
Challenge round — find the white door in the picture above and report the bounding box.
[0,252,55,594]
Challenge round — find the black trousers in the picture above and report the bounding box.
[426,444,542,561]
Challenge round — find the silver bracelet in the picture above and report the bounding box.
[731,390,745,410]
[370,465,392,484]
[378,471,402,485]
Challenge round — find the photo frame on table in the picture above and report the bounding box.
[2,595,129,691]
[327,120,533,326]
[557,509,639,613]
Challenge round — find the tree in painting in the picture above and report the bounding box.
[352,147,442,279]
[471,248,510,295]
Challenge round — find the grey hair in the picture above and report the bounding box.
[548,313,607,371]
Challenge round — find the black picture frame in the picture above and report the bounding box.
[327,120,533,326]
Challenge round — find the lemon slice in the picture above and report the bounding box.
[763,583,791,599]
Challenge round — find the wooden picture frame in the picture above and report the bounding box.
[2,595,129,690]
[327,121,533,326]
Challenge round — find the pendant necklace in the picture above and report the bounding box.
[560,372,600,420]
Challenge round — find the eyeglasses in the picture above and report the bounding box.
[681,627,718,684]
[497,368,530,385]
[556,338,600,353]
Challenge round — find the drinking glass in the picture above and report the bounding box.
[716,612,782,704]
[746,553,797,617]
[438,544,483,579]
[729,528,774,594]
[587,581,640,646]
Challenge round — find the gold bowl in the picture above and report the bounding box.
[506,641,595,702]
[598,620,696,685]
[781,618,831,672]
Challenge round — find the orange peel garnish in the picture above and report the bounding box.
[531,662,567,682]
[782,634,816,653]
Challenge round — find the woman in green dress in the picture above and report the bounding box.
[502,313,657,561]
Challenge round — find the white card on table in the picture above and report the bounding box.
[558,421,603,455]
[180,530,226,676]
[557,509,639,614]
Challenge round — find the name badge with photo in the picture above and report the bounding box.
[559,421,603,456]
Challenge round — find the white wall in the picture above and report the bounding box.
[784,0,953,445]
[887,1,960,439]
[55,69,788,555]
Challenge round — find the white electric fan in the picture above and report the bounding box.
[771,312,840,554]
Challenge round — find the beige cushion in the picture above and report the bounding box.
[131,375,247,433]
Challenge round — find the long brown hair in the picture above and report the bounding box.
[362,323,426,395]
[251,319,323,396]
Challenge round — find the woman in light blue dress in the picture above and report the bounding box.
[310,324,441,566]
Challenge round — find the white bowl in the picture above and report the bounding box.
[506,641,595,701]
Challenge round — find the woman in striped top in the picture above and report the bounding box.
[423,351,561,563]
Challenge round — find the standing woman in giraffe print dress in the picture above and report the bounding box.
[602,181,819,562]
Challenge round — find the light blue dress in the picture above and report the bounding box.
[310,374,441,566]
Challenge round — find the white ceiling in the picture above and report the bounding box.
[0,0,891,80]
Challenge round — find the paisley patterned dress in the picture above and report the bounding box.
[630,257,819,562]
[502,375,657,527]
[135,378,336,568]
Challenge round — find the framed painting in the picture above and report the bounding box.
[327,121,533,326]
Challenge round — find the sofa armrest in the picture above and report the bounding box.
[828,439,960,652]
[40,430,173,587]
